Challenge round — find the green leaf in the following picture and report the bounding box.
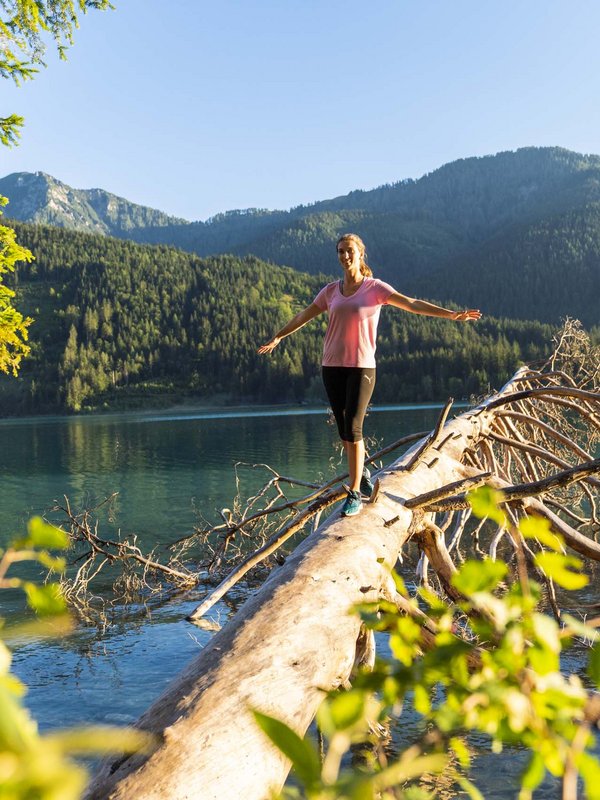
[520,752,545,794]
[528,644,559,676]
[392,571,408,597]
[15,517,69,550]
[45,726,154,755]
[390,616,421,666]
[578,752,600,800]
[534,552,588,590]
[531,613,560,654]
[0,673,26,698]
[413,684,431,715]
[0,684,38,751]
[455,774,485,800]
[372,752,448,791]
[418,587,449,615]
[401,788,435,800]
[0,641,12,675]
[23,582,66,616]
[36,551,67,572]
[452,558,507,595]
[588,644,600,689]
[467,485,507,525]
[450,736,471,768]
[382,675,401,707]
[253,710,321,788]
[346,776,375,800]
[519,516,564,552]
[328,690,365,730]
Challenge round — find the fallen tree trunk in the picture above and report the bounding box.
[86,333,600,799]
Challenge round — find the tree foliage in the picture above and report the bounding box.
[412,202,600,327]
[1,0,113,145]
[0,198,32,374]
[0,220,558,414]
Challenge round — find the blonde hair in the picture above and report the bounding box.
[336,233,373,277]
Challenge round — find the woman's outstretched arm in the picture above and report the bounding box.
[257,303,324,354]
[387,292,482,322]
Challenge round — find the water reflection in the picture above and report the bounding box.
[0,404,438,548]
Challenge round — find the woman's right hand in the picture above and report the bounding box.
[257,336,281,355]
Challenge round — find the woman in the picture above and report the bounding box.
[258,233,481,517]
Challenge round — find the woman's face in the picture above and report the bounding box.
[337,240,362,273]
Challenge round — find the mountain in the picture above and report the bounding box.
[2,147,600,325]
[0,171,188,236]
[412,203,600,326]
[0,221,554,415]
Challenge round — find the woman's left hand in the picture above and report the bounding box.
[257,336,281,354]
[453,309,482,322]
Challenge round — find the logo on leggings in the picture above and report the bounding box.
[362,374,374,384]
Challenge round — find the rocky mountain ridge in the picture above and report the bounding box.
[0,171,188,236]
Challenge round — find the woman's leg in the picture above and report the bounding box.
[322,367,375,504]
[344,368,376,492]
[321,367,348,442]
[344,439,365,493]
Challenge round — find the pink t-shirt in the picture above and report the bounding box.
[313,277,396,368]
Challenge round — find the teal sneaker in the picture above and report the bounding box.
[341,490,363,517]
[360,466,374,498]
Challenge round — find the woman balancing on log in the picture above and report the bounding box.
[258,233,482,518]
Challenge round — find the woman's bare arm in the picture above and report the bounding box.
[257,303,324,354]
[387,292,482,322]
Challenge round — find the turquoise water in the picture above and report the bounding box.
[1,403,438,723]
[1,404,597,797]
[0,404,439,549]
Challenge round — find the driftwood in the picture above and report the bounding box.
[85,321,600,800]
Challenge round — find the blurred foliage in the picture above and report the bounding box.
[0,517,150,799]
[255,486,600,799]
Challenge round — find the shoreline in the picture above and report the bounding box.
[0,398,470,427]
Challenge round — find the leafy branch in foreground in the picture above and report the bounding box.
[0,517,151,799]
[255,488,600,800]
[0,196,33,374]
[1,0,114,146]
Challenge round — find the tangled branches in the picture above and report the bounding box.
[55,495,199,622]
[401,318,600,611]
[54,433,426,622]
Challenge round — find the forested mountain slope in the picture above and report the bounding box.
[0,221,555,415]
[411,203,600,327]
[2,148,600,326]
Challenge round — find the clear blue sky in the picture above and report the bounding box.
[3,0,600,221]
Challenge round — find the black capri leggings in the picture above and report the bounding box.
[322,366,376,443]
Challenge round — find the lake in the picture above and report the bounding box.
[1,403,597,798]
[0,402,441,725]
